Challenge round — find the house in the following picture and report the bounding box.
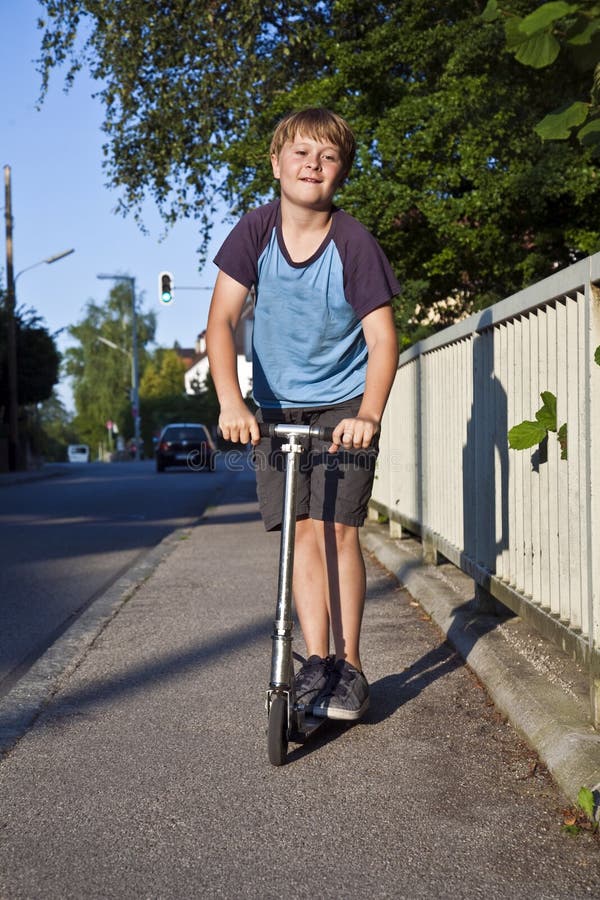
[183,294,253,398]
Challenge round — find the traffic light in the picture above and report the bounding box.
[158,271,174,305]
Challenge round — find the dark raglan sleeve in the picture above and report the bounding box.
[213,202,276,289]
[337,213,401,319]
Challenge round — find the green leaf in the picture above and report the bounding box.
[519,2,579,37]
[508,420,548,449]
[594,345,600,367]
[577,786,596,819]
[539,391,558,430]
[558,422,568,460]
[567,18,600,46]
[505,17,528,49]
[562,823,581,835]
[481,0,500,23]
[573,33,600,72]
[535,101,589,139]
[578,116,600,146]
[515,30,562,67]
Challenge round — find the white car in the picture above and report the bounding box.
[67,444,90,463]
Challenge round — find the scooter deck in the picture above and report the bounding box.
[289,709,327,744]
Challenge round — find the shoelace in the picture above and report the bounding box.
[323,663,356,700]
[296,656,332,693]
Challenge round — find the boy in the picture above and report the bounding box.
[206,108,399,721]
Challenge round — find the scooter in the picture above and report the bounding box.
[259,422,335,766]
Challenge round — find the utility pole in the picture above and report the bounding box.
[130,277,141,461]
[4,165,19,471]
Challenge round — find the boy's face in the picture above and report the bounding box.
[271,133,346,211]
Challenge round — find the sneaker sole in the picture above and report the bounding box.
[312,696,369,721]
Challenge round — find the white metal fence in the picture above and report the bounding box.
[371,253,600,722]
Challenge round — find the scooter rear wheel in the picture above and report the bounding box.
[267,694,288,766]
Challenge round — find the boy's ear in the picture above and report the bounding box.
[270,153,281,180]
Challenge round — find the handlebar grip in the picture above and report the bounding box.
[314,425,335,443]
[258,423,275,438]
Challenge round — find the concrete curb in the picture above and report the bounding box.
[0,467,69,488]
[0,526,192,758]
[362,526,600,808]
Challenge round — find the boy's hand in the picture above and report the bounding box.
[218,404,261,446]
[329,417,379,454]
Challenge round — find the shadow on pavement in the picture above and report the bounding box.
[366,641,464,725]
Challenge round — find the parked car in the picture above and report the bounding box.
[155,423,216,473]
[67,444,90,463]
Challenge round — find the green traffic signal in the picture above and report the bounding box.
[159,271,174,304]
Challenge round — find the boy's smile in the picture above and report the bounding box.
[271,134,345,210]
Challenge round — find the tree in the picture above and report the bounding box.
[481,1,600,144]
[37,1,600,342]
[139,348,186,398]
[0,302,60,412]
[138,348,222,450]
[34,391,79,461]
[65,281,155,449]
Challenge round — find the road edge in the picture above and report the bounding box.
[0,526,192,758]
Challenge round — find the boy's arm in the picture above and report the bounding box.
[206,270,260,445]
[329,304,399,453]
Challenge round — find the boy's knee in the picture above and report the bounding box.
[323,520,359,550]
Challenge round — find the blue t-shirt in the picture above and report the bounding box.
[214,199,400,408]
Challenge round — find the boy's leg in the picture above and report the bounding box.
[292,517,330,659]
[293,519,366,670]
[316,520,366,671]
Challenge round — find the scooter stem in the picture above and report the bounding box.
[270,432,303,689]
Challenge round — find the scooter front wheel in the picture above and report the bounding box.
[267,694,289,766]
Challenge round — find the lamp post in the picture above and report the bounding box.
[97,274,141,461]
[4,162,75,470]
[96,335,134,434]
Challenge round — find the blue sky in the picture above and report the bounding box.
[2,1,233,410]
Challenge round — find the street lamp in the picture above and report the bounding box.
[4,163,76,470]
[96,333,134,402]
[14,248,75,285]
[96,274,141,461]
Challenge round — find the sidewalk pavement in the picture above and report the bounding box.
[0,465,599,899]
[0,463,69,488]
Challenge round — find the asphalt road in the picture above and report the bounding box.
[0,470,598,898]
[0,459,230,694]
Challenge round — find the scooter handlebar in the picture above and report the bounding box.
[258,423,335,442]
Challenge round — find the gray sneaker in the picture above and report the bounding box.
[294,655,334,709]
[312,659,370,721]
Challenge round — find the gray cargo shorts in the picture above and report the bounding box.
[253,396,379,532]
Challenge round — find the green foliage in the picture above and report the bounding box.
[508,391,568,459]
[140,348,186,398]
[0,303,60,412]
[138,349,221,452]
[36,1,600,338]
[578,786,597,821]
[65,281,156,450]
[535,101,589,138]
[563,786,599,833]
[508,418,548,449]
[32,391,79,461]
[482,1,600,144]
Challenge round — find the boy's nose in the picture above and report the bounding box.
[306,155,322,170]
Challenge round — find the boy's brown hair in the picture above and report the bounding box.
[270,108,356,177]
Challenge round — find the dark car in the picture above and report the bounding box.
[155,423,216,473]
